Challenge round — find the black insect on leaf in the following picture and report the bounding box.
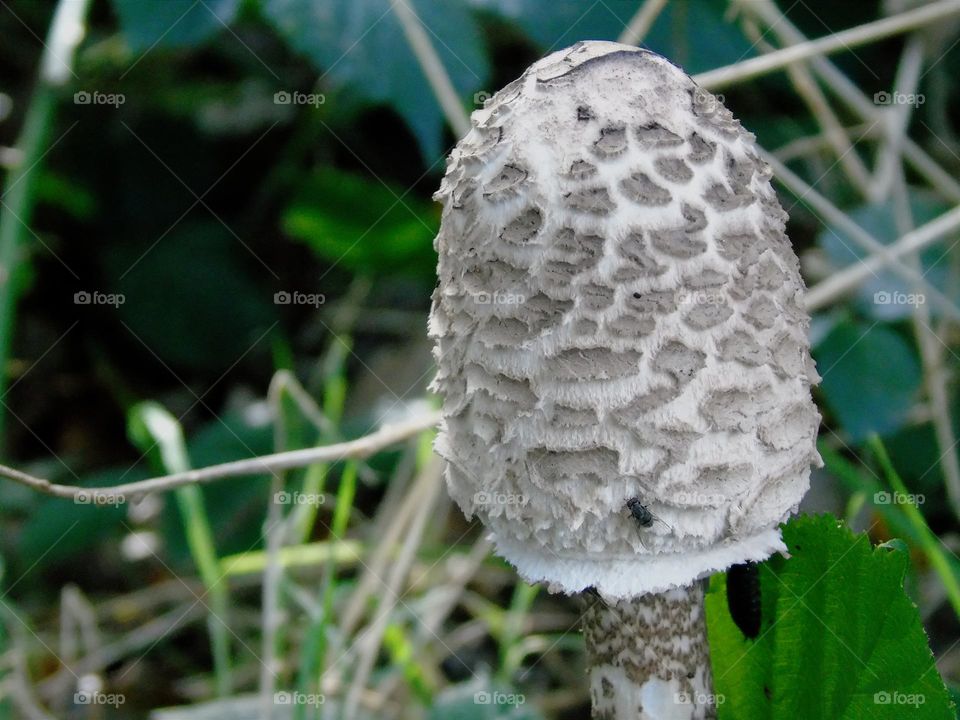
[726,561,762,639]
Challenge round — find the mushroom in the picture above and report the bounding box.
[428,41,821,719]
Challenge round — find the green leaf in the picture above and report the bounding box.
[103,221,277,372]
[16,467,144,576]
[814,319,921,442]
[818,189,952,321]
[263,0,488,163]
[708,514,954,719]
[471,0,754,74]
[111,0,240,50]
[281,166,438,274]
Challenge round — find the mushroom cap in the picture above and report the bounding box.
[428,41,822,598]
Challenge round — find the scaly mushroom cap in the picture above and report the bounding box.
[428,41,822,598]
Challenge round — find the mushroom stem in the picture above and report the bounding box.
[582,581,714,719]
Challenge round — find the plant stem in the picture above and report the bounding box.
[582,582,715,719]
[0,410,441,499]
[0,0,90,457]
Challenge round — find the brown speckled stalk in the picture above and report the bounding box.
[582,582,716,720]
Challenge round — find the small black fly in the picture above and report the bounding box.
[625,497,670,530]
[726,561,762,639]
[625,497,654,527]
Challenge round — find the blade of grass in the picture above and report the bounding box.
[867,435,960,620]
[294,460,358,720]
[498,582,539,682]
[0,0,91,456]
[383,622,435,705]
[290,340,350,544]
[819,439,919,541]
[220,539,363,577]
[0,554,9,719]
[128,401,233,696]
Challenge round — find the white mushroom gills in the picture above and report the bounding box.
[429,41,821,719]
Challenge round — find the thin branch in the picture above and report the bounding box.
[695,0,960,90]
[870,36,924,201]
[341,457,444,720]
[0,411,441,500]
[892,169,960,522]
[738,0,960,203]
[765,152,960,318]
[391,0,471,138]
[617,0,668,46]
[739,17,872,196]
[773,122,874,163]
[803,199,960,311]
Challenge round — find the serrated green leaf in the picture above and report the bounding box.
[263,0,488,163]
[111,0,240,50]
[708,514,954,719]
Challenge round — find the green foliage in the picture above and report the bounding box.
[708,515,954,719]
[282,166,438,275]
[112,0,241,50]
[472,0,754,73]
[104,221,277,372]
[16,468,139,577]
[814,319,922,442]
[263,0,489,162]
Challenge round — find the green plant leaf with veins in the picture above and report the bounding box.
[708,514,954,719]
